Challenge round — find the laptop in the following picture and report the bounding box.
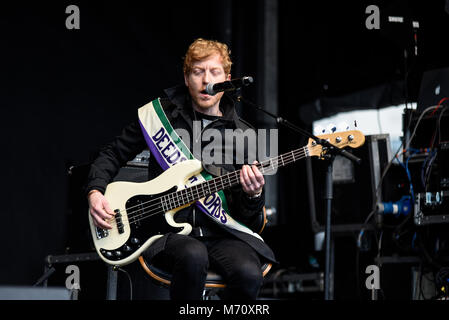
[417,67,449,112]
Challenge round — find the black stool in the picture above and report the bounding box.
[138,206,272,299]
[138,256,272,300]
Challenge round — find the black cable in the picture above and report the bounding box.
[360,108,416,227]
[361,37,420,229]
[33,266,56,287]
[418,262,426,300]
[435,267,449,298]
[417,228,442,270]
[358,105,444,273]
[423,105,448,191]
[437,106,449,145]
[354,232,361,299]
[116,267,133,300]
[431,269,439,299]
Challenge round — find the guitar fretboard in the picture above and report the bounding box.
[160,146,309,211]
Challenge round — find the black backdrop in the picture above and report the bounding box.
[1,0,449,299]
[0,0,268,286]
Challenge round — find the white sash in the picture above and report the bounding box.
[138,99,263,241]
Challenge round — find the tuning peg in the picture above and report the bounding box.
[326,123,337,133]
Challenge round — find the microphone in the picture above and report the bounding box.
[203,76,254,95]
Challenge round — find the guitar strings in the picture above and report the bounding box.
[112,159,308,229]
[119,147,309,227]
[124,146,309,219]
[118,147,310,226]
[123,147,308,221]
[107,146,305,226]
[121,147,309,225]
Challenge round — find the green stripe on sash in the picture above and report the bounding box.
[151,99,230,214]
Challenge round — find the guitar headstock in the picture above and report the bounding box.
[307,130,365,159]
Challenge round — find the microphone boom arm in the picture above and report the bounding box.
[236,95,361,164]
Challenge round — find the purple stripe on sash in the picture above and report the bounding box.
[195,201,218,218]
[195,200,227,224]
[138,119,169,171]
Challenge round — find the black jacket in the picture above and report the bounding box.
[86,85,276,263]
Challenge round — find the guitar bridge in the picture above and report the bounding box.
[95,226,109,239]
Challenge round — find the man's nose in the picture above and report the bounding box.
[203,71,211,84]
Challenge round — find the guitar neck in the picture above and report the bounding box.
[163,146,309,210]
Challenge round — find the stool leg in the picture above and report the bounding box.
[106,265,118,300]
[70,288,79,300]
[202,288,220,300]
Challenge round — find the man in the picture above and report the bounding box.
[87,38,276,300]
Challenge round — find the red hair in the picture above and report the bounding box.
[183,38,232,75]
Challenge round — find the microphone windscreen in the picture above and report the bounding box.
[205,83,217,96]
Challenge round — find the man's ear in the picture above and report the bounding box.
[184,73,189,87]
[227,73,231,81]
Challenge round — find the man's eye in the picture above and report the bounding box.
[193,70,203,75]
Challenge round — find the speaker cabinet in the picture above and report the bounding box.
[307,134,395,233]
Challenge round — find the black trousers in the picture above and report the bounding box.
[151,233,263,300]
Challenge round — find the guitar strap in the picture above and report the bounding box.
[137,98,263,241]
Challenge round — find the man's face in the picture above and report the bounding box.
[184,53,231,112]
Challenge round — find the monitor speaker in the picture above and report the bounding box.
[113,165,148,183]
[307,134,397,233]
[0,286,72,300]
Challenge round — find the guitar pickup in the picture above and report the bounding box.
[114,209,124,234]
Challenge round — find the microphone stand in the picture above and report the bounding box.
[236,94,361,300]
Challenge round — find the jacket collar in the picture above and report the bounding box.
[164,84,240,125]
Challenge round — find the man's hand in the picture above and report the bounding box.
[240,161,264,197]
[88,190,115,229]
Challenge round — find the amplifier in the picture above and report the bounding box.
[307,134,395,233]
[114,149,150,182]
[113,165,149,183]
[125,149,151,167]
[66,149,150,253]
[414,190,449,225]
